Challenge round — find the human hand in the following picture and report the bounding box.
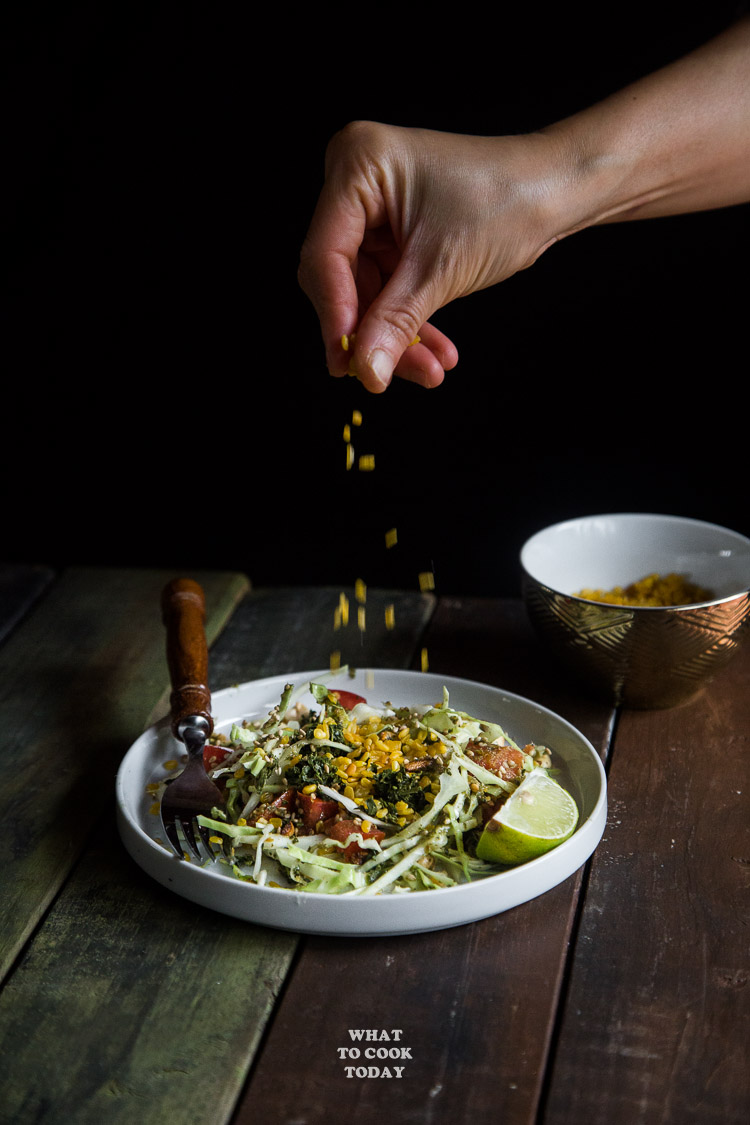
[298,122,564,392]
[299,17,750,394]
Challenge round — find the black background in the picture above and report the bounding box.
[4,3,748,597]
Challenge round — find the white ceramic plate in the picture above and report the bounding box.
[116,669,607,936]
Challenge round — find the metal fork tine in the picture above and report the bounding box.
[180,817,203,861]
[197,822,215,853]
[162,815,183,859]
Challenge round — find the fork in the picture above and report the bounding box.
[159,578,224,860]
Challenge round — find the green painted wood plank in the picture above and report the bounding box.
[0,583,435,1125]
[0,813,297,1125]
[0,566,249,978]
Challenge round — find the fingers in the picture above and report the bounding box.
[395,323,459,387]
[340,240,455,390]
[299,121,499,392]
[298,242,361,379]
[299,122,448,391]
[347,319,458,392]
[301,218,458,391]
[298,157,371,377]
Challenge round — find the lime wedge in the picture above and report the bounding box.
[476,770,579,866]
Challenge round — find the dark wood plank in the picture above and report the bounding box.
[0,563,56,644]
[0,566,249,978]
[544,645,750,1123]
[206,584,435,692]
[238,597,616,1125]
[0,584,435,1125]
[238,881,582,1125]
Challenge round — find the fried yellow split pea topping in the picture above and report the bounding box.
[575,573,713,607]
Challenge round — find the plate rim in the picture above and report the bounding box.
[116,668,608,933]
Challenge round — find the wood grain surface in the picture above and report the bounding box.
[234,594,616,1125]
[544,649,750,1124]
[0,567,248,978]
[1,571,747,1125]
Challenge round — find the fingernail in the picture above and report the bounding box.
[370,349,392,390]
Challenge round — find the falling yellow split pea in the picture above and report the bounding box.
[355,579,367,603]
[330,650,341,671]
[385,528,398,549]
[420,648,429,672]
[385,604,395,630]
[419,571,435,592]
[358,455,375,471]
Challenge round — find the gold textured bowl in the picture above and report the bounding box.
[520,514,750,709]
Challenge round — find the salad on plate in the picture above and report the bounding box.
[151,677,578,895]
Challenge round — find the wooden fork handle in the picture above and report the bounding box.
[161,578,214,739]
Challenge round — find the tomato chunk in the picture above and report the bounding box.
[329,690,367,709]
[268,788,296,811]
[326,818,385,863]
[297,790,340,830]
[468,741,526,782]
[203,744,231,770]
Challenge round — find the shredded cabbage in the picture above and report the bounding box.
[186,678,554,895]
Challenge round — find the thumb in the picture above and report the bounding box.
[349,260,441,393]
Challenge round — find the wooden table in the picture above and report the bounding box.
[0,566,747,1125]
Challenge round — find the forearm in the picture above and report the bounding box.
[544,16,750,238]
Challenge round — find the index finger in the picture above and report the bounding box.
[298,188,367,376]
